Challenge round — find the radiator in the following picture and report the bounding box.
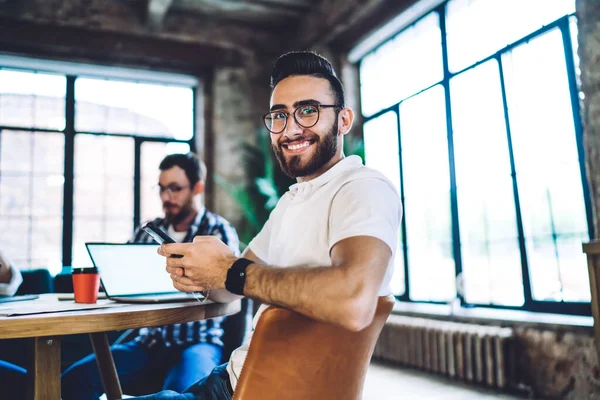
[373,316,516,389]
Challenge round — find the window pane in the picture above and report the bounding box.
[32,176,65,217]
[360,12,442,117]
[75,78,193,139]
[73,134,134,267]
[31,217,63,273]
[399,86,455,302]
[0,131,64,273]
[0,70,66,130]
[503,28,589,302]
[72,219,133,268]
[450,61,524,306]
[0,217,30,268]
[140,141,191,223]
[446,0,576,72]
[32,134,66,218]
[0,176,30,217]
[363,111,404,296]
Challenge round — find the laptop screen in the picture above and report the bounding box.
[86,243,177,297]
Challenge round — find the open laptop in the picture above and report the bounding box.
[85,243,199,303]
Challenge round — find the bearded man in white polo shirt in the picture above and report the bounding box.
[131,50,402,400]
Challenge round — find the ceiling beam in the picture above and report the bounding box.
[0,17,243,74]
[0,0,300,60]
[230,0,315,12]
[294,0,419,53]
[147,0,174,32]
[173,0,300,19]
[0,0,284,60]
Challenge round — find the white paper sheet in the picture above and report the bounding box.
[0,298,122,317]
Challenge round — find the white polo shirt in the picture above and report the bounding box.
[227,155,402,389]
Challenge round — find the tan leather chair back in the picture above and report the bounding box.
[233,295,395,400]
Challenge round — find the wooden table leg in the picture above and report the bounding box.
[28,336,61,400]
[89,332,123,400]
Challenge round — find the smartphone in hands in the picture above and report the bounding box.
[142,221,175,244]
[142,221,183,258]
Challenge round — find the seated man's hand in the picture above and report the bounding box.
[0,254,13,285]
[158,236,238,293]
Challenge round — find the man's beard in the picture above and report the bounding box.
[163,196,195,225]
[273,119,339,179]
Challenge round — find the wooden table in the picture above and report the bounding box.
[0,299,241,400]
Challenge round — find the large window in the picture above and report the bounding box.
[401,85,455,302]
[0,65,195,273]
[0,129,65,272]
[360,0,589,314]
[363,112,405,295]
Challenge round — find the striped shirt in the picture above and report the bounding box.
[130,208,240,349]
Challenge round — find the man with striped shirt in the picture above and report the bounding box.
[61,152,240,400]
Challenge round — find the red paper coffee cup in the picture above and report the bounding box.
[72,267,100,304]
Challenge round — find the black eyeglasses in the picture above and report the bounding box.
[155,184,190,196]
[262,104,341,134]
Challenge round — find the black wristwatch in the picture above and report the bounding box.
[225,258,254,295]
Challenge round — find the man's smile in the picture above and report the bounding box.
[281,139,315,155]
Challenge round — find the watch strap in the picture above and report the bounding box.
[225,258,254,295]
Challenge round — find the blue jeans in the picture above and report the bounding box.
[61,341,222,400]
[129,364,232,400]
[0,359,27,400]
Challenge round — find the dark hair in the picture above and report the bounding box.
[270,51,345,107]
[159,152,206,185]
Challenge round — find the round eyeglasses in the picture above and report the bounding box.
[262,104,341,134]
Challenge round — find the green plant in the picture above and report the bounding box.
[343,132,365,162]
[214,128,293,247]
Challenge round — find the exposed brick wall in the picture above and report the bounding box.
[578,0,600,236]
[211,67,258,229]
[514,327,599,399]
[209,54,272,233]
[572,1,600,396]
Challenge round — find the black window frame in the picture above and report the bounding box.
[359,3,592,316]
[0,68,197,268]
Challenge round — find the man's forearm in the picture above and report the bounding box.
[164,236,390,329]
[236,237,392,331]
[243,263,372,331]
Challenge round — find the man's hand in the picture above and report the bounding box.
[0,261,12,285]
[158,236,238,293]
